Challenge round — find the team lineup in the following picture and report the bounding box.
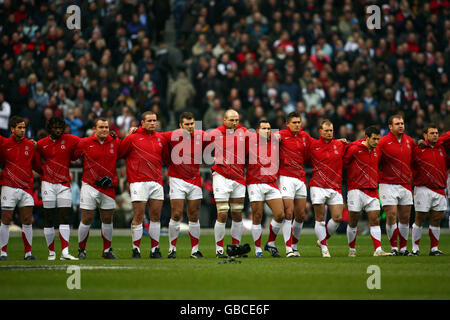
[0,110,449,261]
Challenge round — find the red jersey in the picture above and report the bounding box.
[377,131,414,191]
[246,132,279,188]
[278,127,311,183]
[73,134,122,198]
[438,130,450,149]
[207,124,248,186]
[0,136,42,194]
[307,137,345,192]
[161,129,205,188]
[412,140,447,195]
[118,127,169,186]
[37,134,80,187]
[343,139,380,198]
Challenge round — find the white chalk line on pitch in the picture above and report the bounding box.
[0,265,147,271]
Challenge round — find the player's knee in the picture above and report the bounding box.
[230,202,244,213]
[333,217,343,224]
[274,212,285,223]
[22,215,34,225]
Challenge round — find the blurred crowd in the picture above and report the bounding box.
[0,0,449,228]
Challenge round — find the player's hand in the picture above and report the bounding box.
[30,139,37,149]
[417,139,426,148]
[273,132,281,140]
[338,138,348,144]
[128,127,138,135]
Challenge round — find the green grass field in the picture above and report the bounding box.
[1,232,450,300]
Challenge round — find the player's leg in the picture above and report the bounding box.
[428,210,445,255]
[214,200,229,257]
[56,187,76,260]
[99,208,116,259]
[131,201,146,256]
[291,198,306,255]
[313,202,330,257]
[19,206,35,259]
[380,184,400,254]
[43,208,57,259]
[78,209,95,259]
[168,198,184,258]
[325,190,344,241]
[57,206,77,259]
[0,209,14,260]
[186,198,202,258]
[281,198,294,255]
[265,197,284,257]
[347,211,360,256]
[230,197,244,245]
[366,210,389,256]
[411,211,427,255]
[397,204,412,255]
[213,173,231,257]
[250,200,264,257]
[383,205,400,254]
[42,182,57,259]
[148,199,164,258]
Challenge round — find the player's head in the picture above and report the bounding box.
[93,117,110,140]
[9,116,26,139]
[388,113,405,136]
[179,112,195,134]
[46,116,66,140]
[423,123,439,145]
[223,109,239,130]
[319,119,334,141]
[364,125,381,149]
[141,111,158,133]
[257,119,271,139]
[286,111,302,134]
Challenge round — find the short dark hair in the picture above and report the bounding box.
[319,119,333,129]
[9,116,26,129]
[46,116,66,132]
[93,117,109,127]
[179,112,194,124]
[424,123,438,134]
[286,111,301,123]
[258,119,270,127]
[365,125,380,138]
[388,113,404,125]
[142,111,157,121]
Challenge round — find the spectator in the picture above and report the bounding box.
[169,70,196,117]
[0,91,11,136]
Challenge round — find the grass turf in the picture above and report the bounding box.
[0,233,449,300]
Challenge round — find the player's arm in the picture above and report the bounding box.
[343,144,356,168]
[161,135,171,165]
[438,130,450,149]
[31,148,43,175]
[117,134,132,159]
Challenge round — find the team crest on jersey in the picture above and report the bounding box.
[110,143,114,148]
[25,151,29,155]
[61,145,66,149]
[61,140,65,144]
[25,146,29,150]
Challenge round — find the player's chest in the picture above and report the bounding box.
[88,142,118,158]
[282,136,307,152]
[135,136,164,153]
[311,142,342,159]
[41,140,71,157]
[4,143,33,160]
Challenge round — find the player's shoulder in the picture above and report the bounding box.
[64,133,81,143]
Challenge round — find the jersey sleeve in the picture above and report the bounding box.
[117,134,133,159]
[32,148,43,175]
[438,130,450,149]
[343,144,356,168]
[72,139,86,160]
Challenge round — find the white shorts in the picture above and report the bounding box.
[414,186,447,212]
[169,177,203,200]
[41,181,72,208]
[80,182,115,210]
[212,172,246,200]
[1,186,34,209]
[248,183,282,202]
[130,181,164,202]
[310,187,343,205]
[278,175,307,199]
[379,184,413,206]
[347,189,380,212]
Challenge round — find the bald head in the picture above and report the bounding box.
[224,109,239,129]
